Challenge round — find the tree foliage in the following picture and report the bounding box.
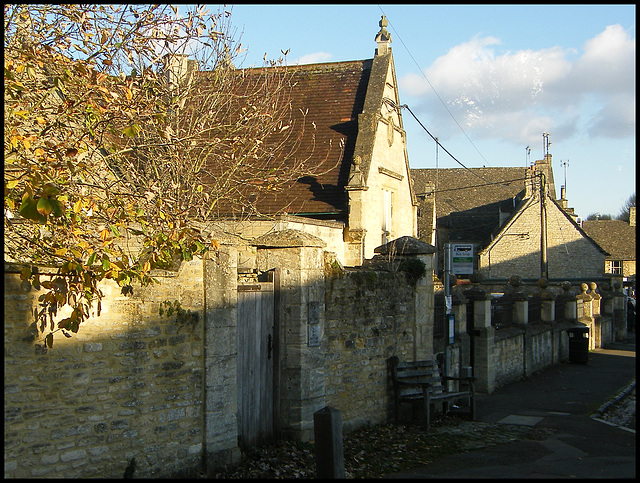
[4,4,325,346]
[616,193,635,222]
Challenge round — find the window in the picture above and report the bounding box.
[611,260,623,275]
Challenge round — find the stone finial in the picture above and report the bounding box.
[509,275,521,289]
[348,155,364,186]
[589,281,597,293]
[561,281,572,293]
[375,15,392,55]
[580,283,588,294]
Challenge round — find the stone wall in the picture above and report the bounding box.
[4,259,207,479]
[323,268,415,430]
[5,233,435,479]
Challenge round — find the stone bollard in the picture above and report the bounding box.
[314,406,345,479]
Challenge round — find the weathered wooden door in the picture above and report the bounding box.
[237,280,276,449]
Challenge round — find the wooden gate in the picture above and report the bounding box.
[237,279,277,449]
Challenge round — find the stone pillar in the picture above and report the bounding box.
[414,252,435,360]
[589,282,603,348]
[612,281,627,341]
[203,245,241,470]
[576,283,595,350]
[512,293,529,326]
[558,282,577,322]
[474,296,492,329]
[471,290,495,393]
[452,292,470,368]
[255,229,327,442]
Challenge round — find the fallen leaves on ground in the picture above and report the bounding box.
[209,414,541,479]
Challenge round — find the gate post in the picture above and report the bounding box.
[203,245,241,470]
[255,229,327,442]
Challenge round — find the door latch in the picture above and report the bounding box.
[267,334,273,360]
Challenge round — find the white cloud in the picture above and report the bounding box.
[294,52,333,65]
[399,24,636,145]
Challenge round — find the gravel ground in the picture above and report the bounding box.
[597,385,636,428]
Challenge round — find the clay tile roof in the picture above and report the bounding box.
[581,220,636,260]
[203,60,372,218]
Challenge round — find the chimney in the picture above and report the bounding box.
[525,166,536,198]
[375,15,392,56]
[630,206,636,227]
[163,53,199,88]
[558,185,568,209]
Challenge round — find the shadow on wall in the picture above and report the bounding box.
[3,260,206,479]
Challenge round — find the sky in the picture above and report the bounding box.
[213,4,635,220]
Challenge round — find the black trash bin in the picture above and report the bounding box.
[567,326,589,364]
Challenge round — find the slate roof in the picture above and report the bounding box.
[581,219,636,260]
[411,167,527,244]
[201,60,372,218]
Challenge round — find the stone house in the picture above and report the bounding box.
[581,207,636,286]
[179,15,418,266]
[411,154,608,280]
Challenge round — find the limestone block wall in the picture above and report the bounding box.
[493,328,525,386]
[4,260,207,479]
[526,326,554,374]
[323,268,415,430]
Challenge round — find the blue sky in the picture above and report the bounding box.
[214,4,635,220]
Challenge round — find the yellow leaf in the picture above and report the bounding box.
[16,64,25,73]
[54,247,68,256]
[36,117,47,125]
[73,200,82,213]
[125,87,132,101]
[34,147,45,156]
[99,228,110,241]
[22,138,31,150]
[142,260,151,272]
[6,179,20,189]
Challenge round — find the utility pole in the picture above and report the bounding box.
[540,173,548,279]
[444,243,453,385]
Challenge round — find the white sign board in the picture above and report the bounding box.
[451,244,474,275]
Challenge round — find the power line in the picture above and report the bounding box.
[378,5,492,167]
[402,104,514,190]
[415,175,531,196]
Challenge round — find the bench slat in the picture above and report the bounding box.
[389,356,475,431]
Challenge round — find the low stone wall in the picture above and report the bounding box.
[494,327,525,386]
[4,260,206,479]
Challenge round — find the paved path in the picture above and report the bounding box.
[388,334,636,479]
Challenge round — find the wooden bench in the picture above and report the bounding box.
[389,356,475,431]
